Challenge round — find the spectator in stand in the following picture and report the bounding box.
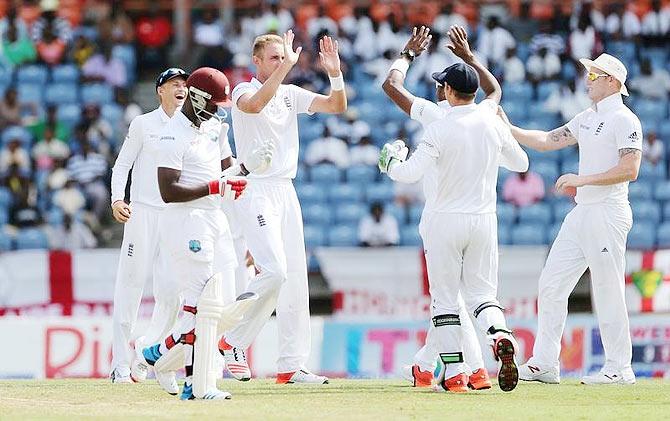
[352,8,378,61]
[46,213,97,250]
[80,104,113,158]
[407,33,458,94]
[305,126,350,168]
[98,3,135,45]
[0,9,29,41]
[52,176,86,216]
[527,46,562,83]
[115,89,142,133]
[35,23,66,65]
[358,202,399,247]
[257,0,294,35]
[642,131,664,167]
[350,135,380,167]
[307,5,338,40]
[641,0,670,46]
[476,15,515,69]
[604,3,641,40]
[70,34,95,67]
[544,79,591,123]
[192,9,232,69]
[0,138,30,175]
[571,0,605,32]
[0,88,22,128]
[287,50,321,91]
[432,3,468,36]
[629,58,670,100]
[326,109,370,144]
[31,1,71,45]
[568,15,598,62]
[33,125,70,171]
[82,42,127,87]
[224,53,254,88]
[529,21,564,57]
[3,163,32,212]
[502,170,545,208]
[28,105,70,144]
[134,4,172,71]
[510,1,539,44]
[1,17,36,67]
[503,47,526,84]
[66,139,109,220]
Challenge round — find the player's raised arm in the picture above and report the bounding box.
[446,25,501,103]
[382,26,432,115]
[497,106,578,152]
[237,31,301,114]
[307,35,347,114]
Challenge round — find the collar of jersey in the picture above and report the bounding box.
[250,77,263,89]
[446,103,478,114]
[158,105,171,123]
[174,110,200,131]
[593,93,622,114]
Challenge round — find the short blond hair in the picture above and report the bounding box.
[252,34,282,57]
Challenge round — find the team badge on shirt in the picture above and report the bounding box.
[628,131,639,142]
[188,240,202,253]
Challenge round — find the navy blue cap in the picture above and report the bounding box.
[155,68,189,90]
[432,63,479,94]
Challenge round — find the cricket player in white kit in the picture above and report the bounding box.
[218,30,346,384]
[109,68,189,384]
[383,26,494,390]
[379,62,528,392]
[140,67,273,400]
[499,53,642,385]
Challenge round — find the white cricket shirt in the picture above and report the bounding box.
[231,77,318,179]
[156,112,228,210]
[110,106,171,208]
[565,93,642,205]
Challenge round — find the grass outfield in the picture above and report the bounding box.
[1,379,669,420]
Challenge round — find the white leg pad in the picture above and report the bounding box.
[217,292,259,336]
[154,343,184,373]
[193,273,226,398]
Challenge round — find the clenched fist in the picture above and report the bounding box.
[112,200,131,223]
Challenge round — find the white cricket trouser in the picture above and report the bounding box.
[159,206,237,359]
[225,178,311,373]
[528,202,633,372]
[111,203,180,373]
[419,212,508,378]
[413,294,485,374]
[222,201,252,294]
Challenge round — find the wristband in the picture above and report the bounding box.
[329,73,345,91]
[389,58,410,78]
[208,179,220,195]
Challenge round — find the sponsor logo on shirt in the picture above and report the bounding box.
[257,214,266,227]
[160,136,175,141]
[628,131,639,142]
[283,96,292,110]
[580,124,590,130]
[127,243,134,257]
[594,122,604,135]
[188,240,202,253]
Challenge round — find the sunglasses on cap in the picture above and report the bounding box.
[587,71,610,81]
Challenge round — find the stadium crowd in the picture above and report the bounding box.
[1,0,670,257]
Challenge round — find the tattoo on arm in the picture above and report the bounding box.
[619,148,641,157]
[547,126,576,143]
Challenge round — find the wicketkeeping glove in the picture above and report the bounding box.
[244,139,275,174]
[378,140,409,173]
[208,176,247,200]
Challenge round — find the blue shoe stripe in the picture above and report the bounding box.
[141,345,162,366]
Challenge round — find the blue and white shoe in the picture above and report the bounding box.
[142,344,162,366]
[180,382,232,400]
[180,383,195,401]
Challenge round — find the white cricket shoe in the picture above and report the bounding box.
[180,383,231,400]
[110,368,133,384]
[219,338,251,381]
[581,369,635,385]
[156,370,179,395]
[130,340,149,382]
[518,363,560,384]
[276,369,329,384]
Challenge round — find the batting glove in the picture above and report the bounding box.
[208,176,247,200]
[378,140,409,173]
[244,140,275,174]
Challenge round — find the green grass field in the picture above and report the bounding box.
[1,379,669,420]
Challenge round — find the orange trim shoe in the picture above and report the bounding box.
[440,372,468,393]
[410,365,433,387]
[468,368,492,390]
[276,369,329,384]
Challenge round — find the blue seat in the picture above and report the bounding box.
[45,83,79,105]
[638,162,666,182]
[15,228,49,250]
[628,181,653,201]
[0,207,8,225]
[536,82,561,101]
[365,183,395,203]
[57,104,82,128]
[640,47,667,69]
[502,82,533,102]
[632,201,661,224]
[80,83,114,105]
[51,64,80,83]
[17,83,43,103]
[310,164,341,183]
[0,186,13,209]
[0,230,12,251]
[46,207,64,226]
[525,116,560,131]
[112,44,136,84]
[1,125,32,147]
[16,64,48,85]
[511,223,547,245]
[328,225,359,247]
[346,165,377,184]
[500,100,526,124]
[294,165,309,183]
[302,203,333,225]
[532,161,559,187]
[498,224,511,245]
[627,222,655,249]
[548,222,562,242]
[295,183,326,204]
[553,201,574,222]
[659,121,670,139]
[497,202,517,225]
[335,203,367,224]
[385,203,406,224]
[408,204,423,224]
[656,223,670,248]
[634,99,666,120]
[655,181,670,202]
[561,159,579,175]
[298,120,324,143]
[0,67,12,85]
[327,183,364,203]
[303,225,326,248]
[400,225,422,246]
[101,103,123,125]
[518,203,552,225]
